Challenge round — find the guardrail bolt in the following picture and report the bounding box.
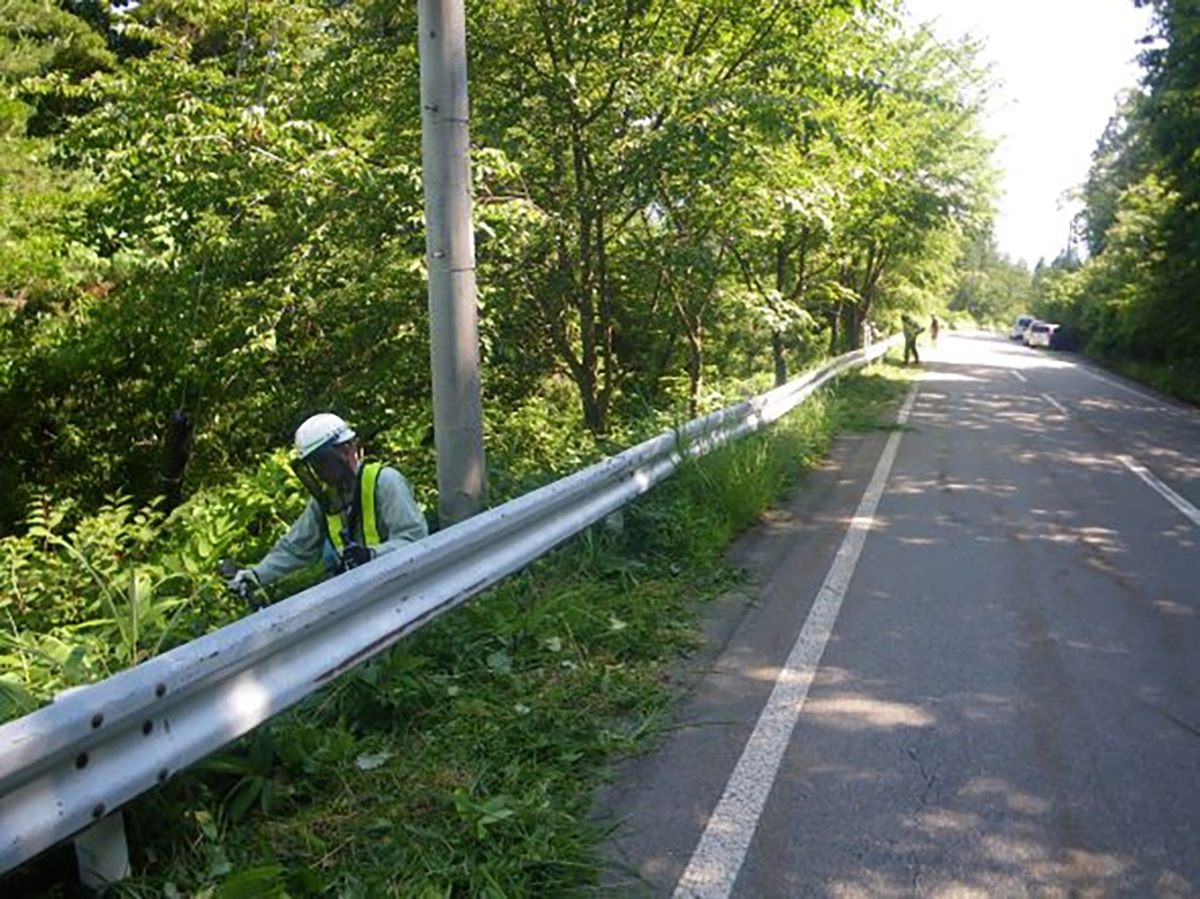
[91,713,104,729]
[142,719,153,736]
[155,683,167,698]
[75,752,89,770]
[92,803,106,819]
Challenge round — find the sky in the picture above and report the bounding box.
[903,0,1154,267]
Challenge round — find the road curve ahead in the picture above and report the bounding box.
[597,332,1199,898]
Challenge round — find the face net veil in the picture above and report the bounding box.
[291,442,358,514]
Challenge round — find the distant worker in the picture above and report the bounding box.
[225,413,429,600]
[902,313,925,366]
[930,315,940,347]
[863,320,880,348]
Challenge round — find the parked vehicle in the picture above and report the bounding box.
[1026,321,1058,348]
[1010,314,1035,340]
[1049,324,1080,351]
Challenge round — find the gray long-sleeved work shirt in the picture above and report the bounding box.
[252,466,428,585]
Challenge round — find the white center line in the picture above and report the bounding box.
[672,387,919,899]
[1117,455,1200,527]
[1012,371,1028,384]
[1041,393,1070,417]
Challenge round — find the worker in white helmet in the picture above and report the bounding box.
[225,413,428,600]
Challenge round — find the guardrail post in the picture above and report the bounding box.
[74,811,130,890]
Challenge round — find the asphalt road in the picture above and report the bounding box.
[596,332,1200,897]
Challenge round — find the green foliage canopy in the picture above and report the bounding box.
[0,0,996,532]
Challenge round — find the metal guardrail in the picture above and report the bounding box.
[0,337,897,873]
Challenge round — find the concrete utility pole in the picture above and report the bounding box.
[417,0,488,526]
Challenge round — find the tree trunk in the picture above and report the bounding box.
[849,304,863,350]
[580,381,606,433]
[686,317,703,418]
[772,242,790,385]
[568,123,612,435]
[772,330,787,386]
[855,242,887,348]
[161,409,193,511]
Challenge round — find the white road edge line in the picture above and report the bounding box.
[672,386,920,899]
[1040,393,1070,417]
[1117,455,1200,527]
[1085,369,1167,407]
[1012,371,1028,383]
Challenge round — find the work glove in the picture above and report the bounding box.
[341,544,374,570]
[226,568,261,601]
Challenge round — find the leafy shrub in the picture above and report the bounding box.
[0,449,311,721]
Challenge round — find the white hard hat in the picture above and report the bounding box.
[294,413,356,460]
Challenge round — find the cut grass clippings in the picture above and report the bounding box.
[103,360,911,898]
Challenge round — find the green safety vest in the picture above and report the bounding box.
[325,462,383,551]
